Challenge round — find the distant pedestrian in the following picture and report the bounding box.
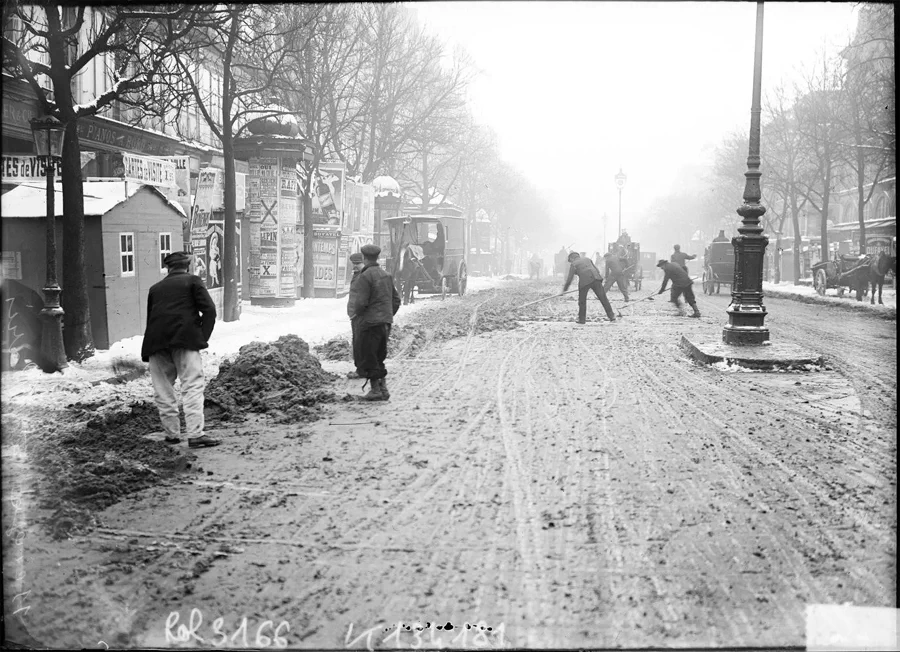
[656,259,701,318]
[529,253,542,279]
[347,244,401,400]
[671,244,696,272]
[562,251,617,324]
[346,252,365,380]
[141,252,219,448]
[602,251,631,301]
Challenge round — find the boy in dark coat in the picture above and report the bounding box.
[347,244,401,400]
[141,252,219,448]
[562,251,617,324]
[346,252,365,379]
[657,259,701,318]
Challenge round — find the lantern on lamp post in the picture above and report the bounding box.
[614,168,627,238]
[29,115,68,372]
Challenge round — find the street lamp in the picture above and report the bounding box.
[723,2,769,345]
[29,116,68,372]
[614,168,627,238]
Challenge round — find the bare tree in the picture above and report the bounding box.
[763,86,812,284]
[280,4,363,298]
[333,4,474,182]
[834,4,894,254]
[147,4,316,320]
[794,51,846,261]
[2,2,208,359]
[394,105,475,213]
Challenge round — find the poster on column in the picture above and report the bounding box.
[316,161,345,226]
[279,223,297,296]
[257,226,279,296]
[312,228,340,290]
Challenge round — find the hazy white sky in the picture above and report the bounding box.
[411,1,859,249]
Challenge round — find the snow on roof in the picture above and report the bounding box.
[1,180,186,219]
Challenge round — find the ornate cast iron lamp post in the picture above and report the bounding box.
[30,116,68,372]
[614,169,627,237]
[723,2,769,345]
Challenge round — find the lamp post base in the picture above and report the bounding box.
[39,284,67,372]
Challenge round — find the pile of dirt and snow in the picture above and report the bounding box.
[387,324,429,358]
[205,334,339,424]
[313,335,352,361]
[4,400,192,539]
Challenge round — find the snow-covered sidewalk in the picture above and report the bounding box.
[0,275,515,404]
[763,280,896,313]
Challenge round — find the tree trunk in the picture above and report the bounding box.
[856,144,866,255]
[222,125,239,322]
[60,121,94,360]
[773,233,782,284]
[819,161,831,261]
[791,190,802,285]
[302,171,315,298]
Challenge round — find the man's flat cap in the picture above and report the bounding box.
[164,251,191,266]
[349,252,364,263]
[657,259,668,267]
[361,244,381,257]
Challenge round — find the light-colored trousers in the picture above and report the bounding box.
[148,348,205,437]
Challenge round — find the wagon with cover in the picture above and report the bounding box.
[702,238,735,294]
[384,214,468,304]
[607,242,643,290]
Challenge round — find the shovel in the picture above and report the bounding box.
[512,289,579,311]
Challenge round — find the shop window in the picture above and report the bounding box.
[159,233,172,271]
[119,233,135,276]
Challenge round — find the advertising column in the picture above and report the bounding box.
[246,154,300,306]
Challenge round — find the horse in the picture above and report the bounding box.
[868,251,897,305]
[395,244,420,305]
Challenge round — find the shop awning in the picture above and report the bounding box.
[829,217,896,233]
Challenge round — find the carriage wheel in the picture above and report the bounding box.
[457,262,467,296]
[441,276,449,300]
[814,269,827,296]
[701,271,710,294]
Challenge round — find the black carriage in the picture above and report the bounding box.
[702,239,735,294]
[384,214,468,304]
[811,253,871,300]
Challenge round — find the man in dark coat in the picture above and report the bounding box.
[657,259,701,318]
[602,251,631,301]
[671,244,697,272]
[562,251,617,324]
[347,244,401,400]
[346,252,365,380]
[141,251,219,448]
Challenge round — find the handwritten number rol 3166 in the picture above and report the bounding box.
[166,609,289,648]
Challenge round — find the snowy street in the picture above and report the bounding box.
[2,278,895,649]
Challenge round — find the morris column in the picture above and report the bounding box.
[235,117,312,307]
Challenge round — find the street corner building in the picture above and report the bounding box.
[1,181,186,355]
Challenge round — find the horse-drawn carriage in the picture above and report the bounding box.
[809,251,896,303]
[384,214,468,304]
[607,241,643,290]
[702,238,735,294]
